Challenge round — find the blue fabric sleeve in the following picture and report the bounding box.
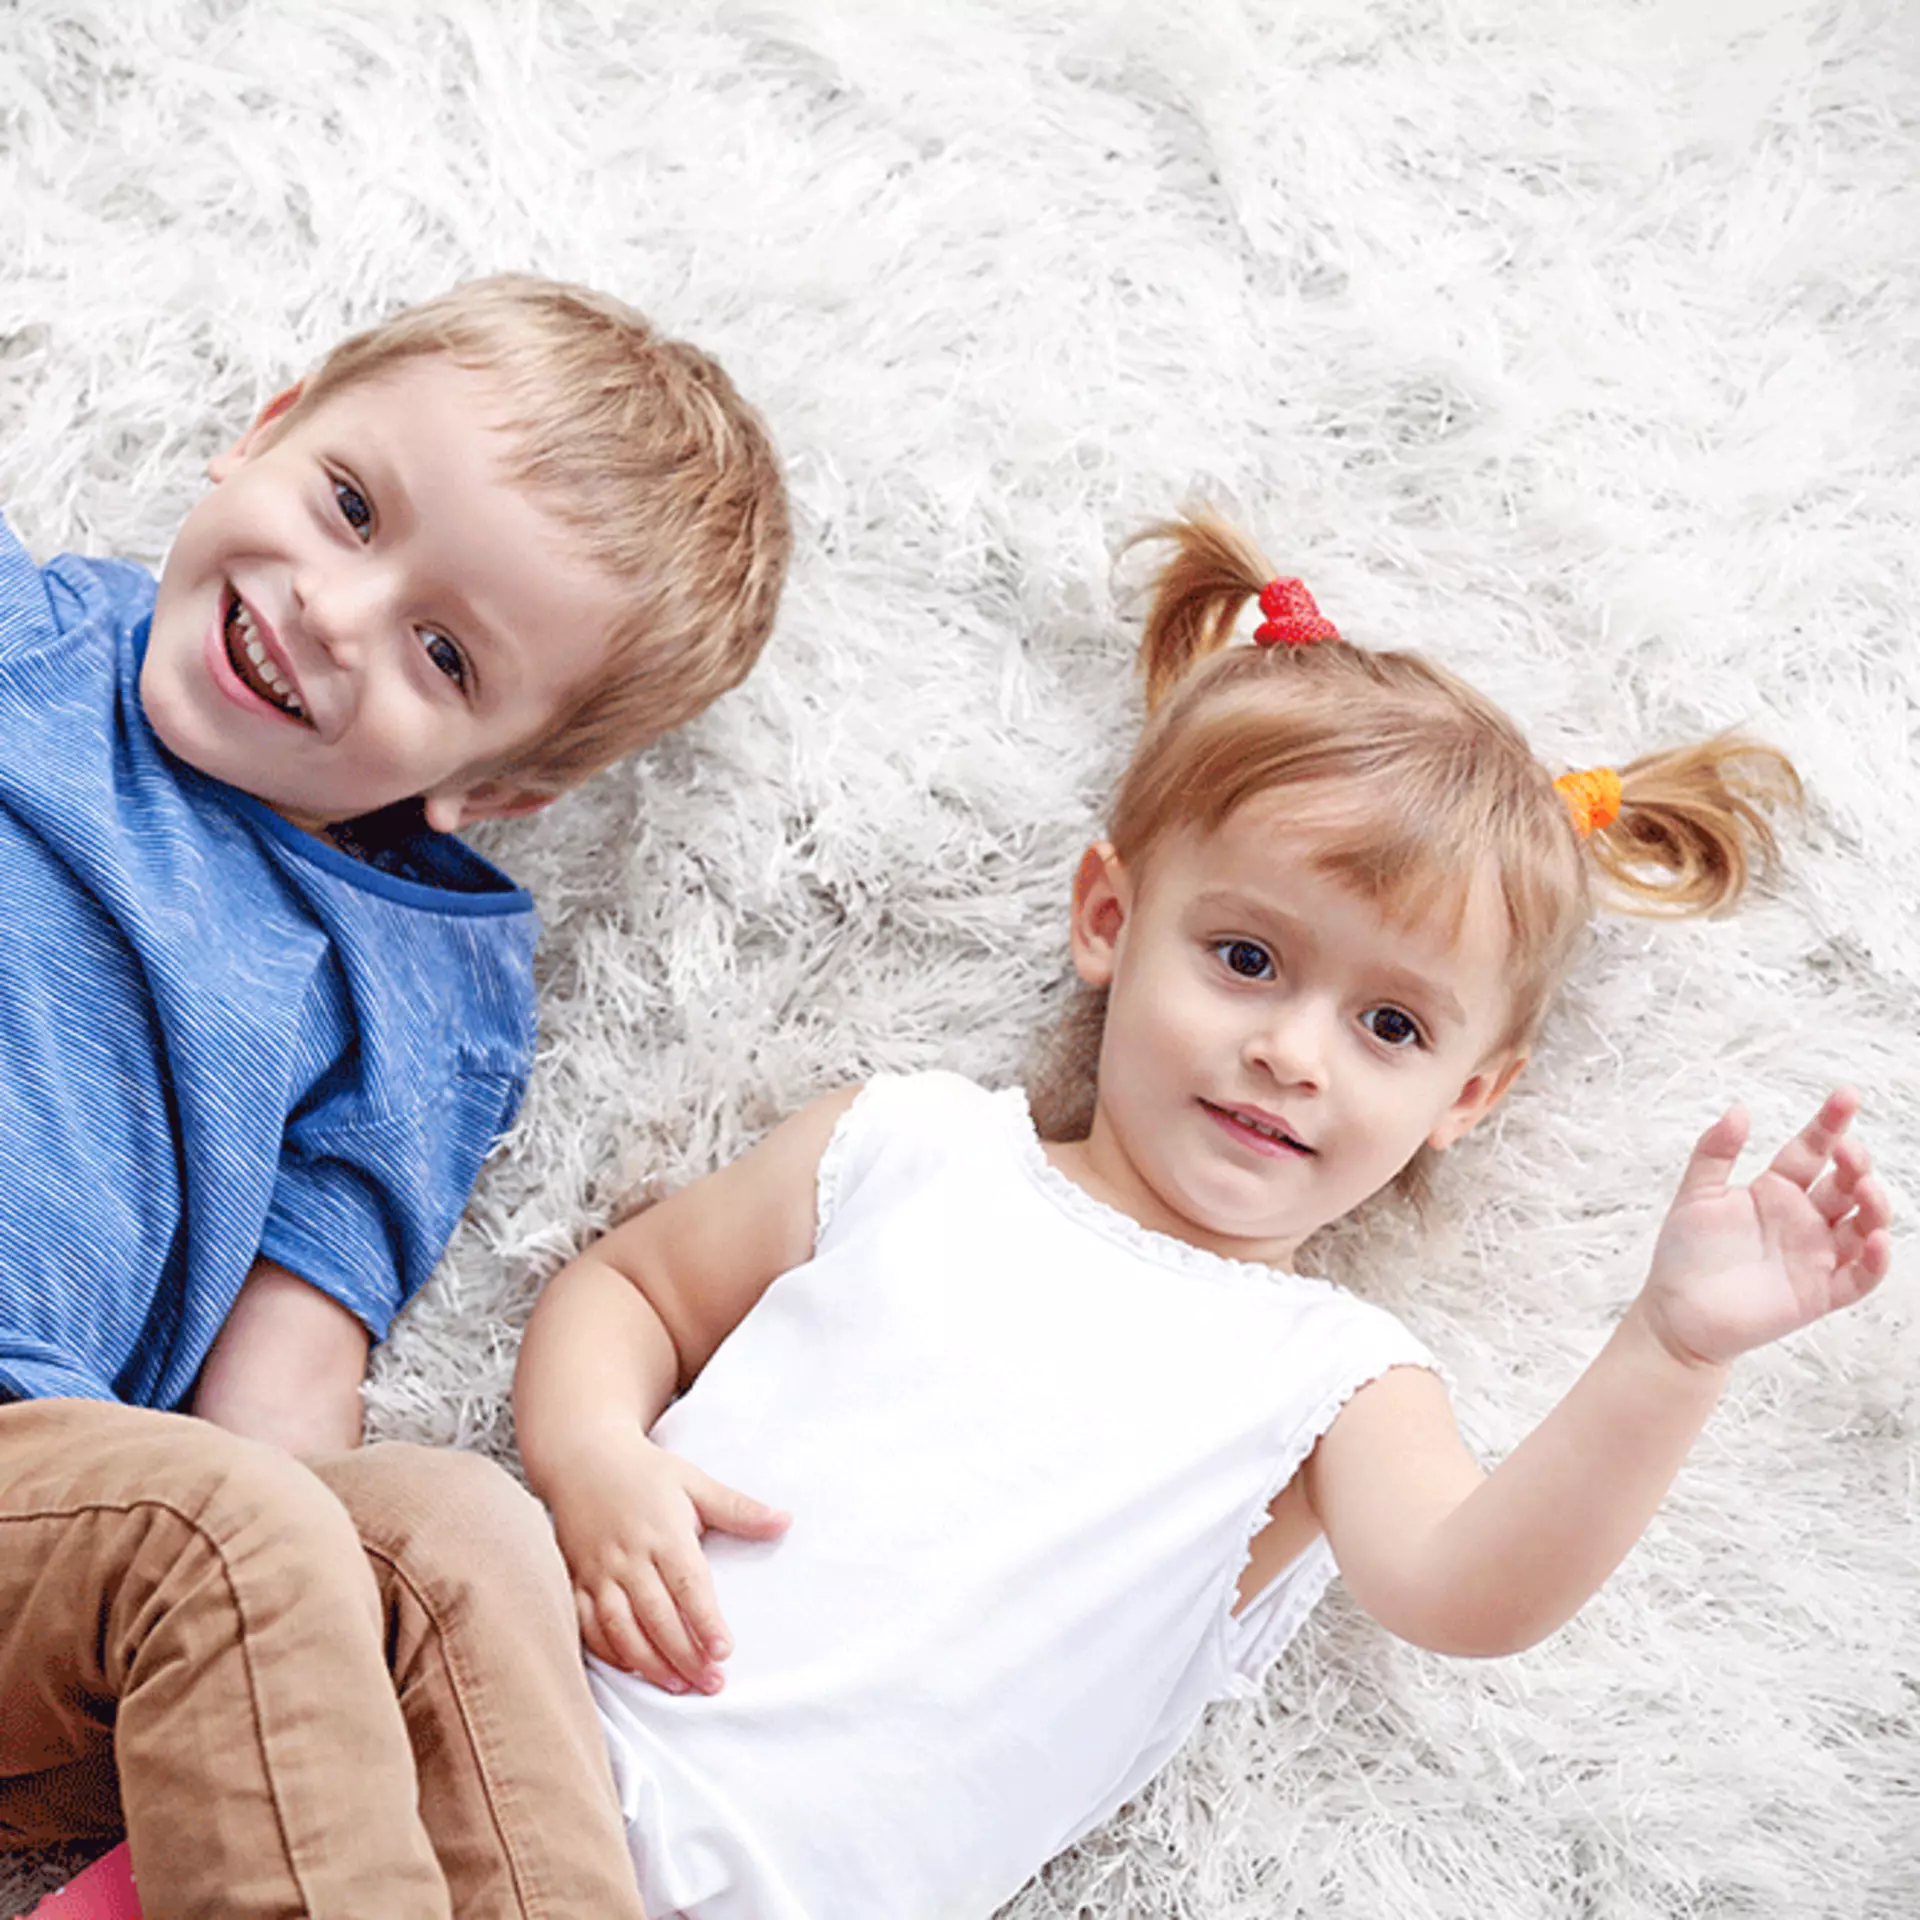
[0,513,58,665]
[258,1061,526,1337]
[0,1342,120,1403]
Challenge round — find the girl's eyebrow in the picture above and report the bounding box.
[1375,966,1466,1028]
[1190,887,1468,1026]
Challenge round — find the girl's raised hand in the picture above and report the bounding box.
[1640,1089,1893,1369]
[548,1428,789,1697]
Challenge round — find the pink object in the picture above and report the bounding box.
[24,1843,141,1918]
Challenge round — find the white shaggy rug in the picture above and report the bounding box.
[3,2,1916,1915]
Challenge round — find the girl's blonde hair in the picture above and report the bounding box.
[1030,509,1800,1141]
[277,274,790,792]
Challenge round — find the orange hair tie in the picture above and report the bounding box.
[1554,765,1622,837]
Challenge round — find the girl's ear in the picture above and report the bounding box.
[1428,1053,1527,1151]
[1068,841,1132,988]
[207,384,305,482]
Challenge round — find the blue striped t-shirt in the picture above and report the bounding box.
[0,511,540,1407]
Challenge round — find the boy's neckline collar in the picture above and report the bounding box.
[214,786,535,915]
[131,613,532,914]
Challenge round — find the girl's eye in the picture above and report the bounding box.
[332,477,373,540]
[1362,1006,1424,1050]
[422,630,468,690]
[1215,939,1275,981]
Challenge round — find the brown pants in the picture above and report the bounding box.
[0,1399,646,1919]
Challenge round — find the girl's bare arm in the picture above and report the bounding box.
[1300,1315,1723,1655]
[1302,1090,1891,1656]
[515,1086,857,1692]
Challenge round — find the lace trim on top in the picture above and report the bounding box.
[1213,1346,1432,1699]
[812,1077,888,1250]
[991,1082,1343,1301]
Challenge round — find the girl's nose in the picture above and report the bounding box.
[1244,998,1329,1091]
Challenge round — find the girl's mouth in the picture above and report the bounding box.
[224,592,306,720]
[1201,1100,1314,1157]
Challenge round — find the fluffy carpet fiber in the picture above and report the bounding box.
[2,1,1916,1914]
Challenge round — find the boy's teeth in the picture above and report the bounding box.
[225,594,304,718]
[245,637,291,694]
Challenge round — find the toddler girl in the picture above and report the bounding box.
[514,512,1891,1920]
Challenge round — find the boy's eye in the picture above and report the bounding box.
[422,630,468,689]
[332,477,373,540]
[1362,1006,1424,1049]
[1215,939,1275,981]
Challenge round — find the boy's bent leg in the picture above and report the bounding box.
[0,1399,451,1920]
[313,1444,647,1920]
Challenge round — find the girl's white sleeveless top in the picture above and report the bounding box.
[589,1071,1435,1919]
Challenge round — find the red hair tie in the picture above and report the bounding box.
[1254,578,1339,647]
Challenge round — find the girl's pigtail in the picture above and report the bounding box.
[1587,735,1803,915]
[1125,509,1277,710]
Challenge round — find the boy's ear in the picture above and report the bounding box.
[421,781,558,836]
[208,383,305,482]
[1428,1052,1527,1151]
[1068,841,1132,989]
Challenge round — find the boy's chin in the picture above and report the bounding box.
[137,650,283,813]
[136,645,203,765]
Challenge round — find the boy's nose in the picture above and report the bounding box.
[291,565,382,665]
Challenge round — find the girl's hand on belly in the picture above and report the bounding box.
[550,1426,790,1696]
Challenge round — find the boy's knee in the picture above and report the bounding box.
[319,1443,562,1599]
[0,1402,370,1665]
[115,1423,368,1604]
[190,1434,356,1556]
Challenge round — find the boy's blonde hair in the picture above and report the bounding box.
[280,274,790,792]
[1031,509,1801,1143]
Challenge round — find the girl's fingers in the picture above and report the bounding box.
[660,1549,734,1662]
[576,1587,617,1668]
[1829,1179,1894,1266]
[1851,1176,1893,1241]
[580,1584,659,1686]
[690,1469,791,1543]
[627,1568,720,1692]
[1861,1227,1894,1285]
[593,1580,692,1694]
[1828,1178,1893,1289]
[1766,1089,1862,1190]
[1806,1140,1870,1226]
[682,1469,787,1661]
[1674,1107,1750,1198]
[594,1584,660,1679]
[1831,1226,1893,1308]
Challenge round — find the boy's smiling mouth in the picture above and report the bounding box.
[223,590,307,721]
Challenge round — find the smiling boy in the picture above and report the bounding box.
[0,275,788,1445]
[0,276,787,1912]
[140,354,621,840]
